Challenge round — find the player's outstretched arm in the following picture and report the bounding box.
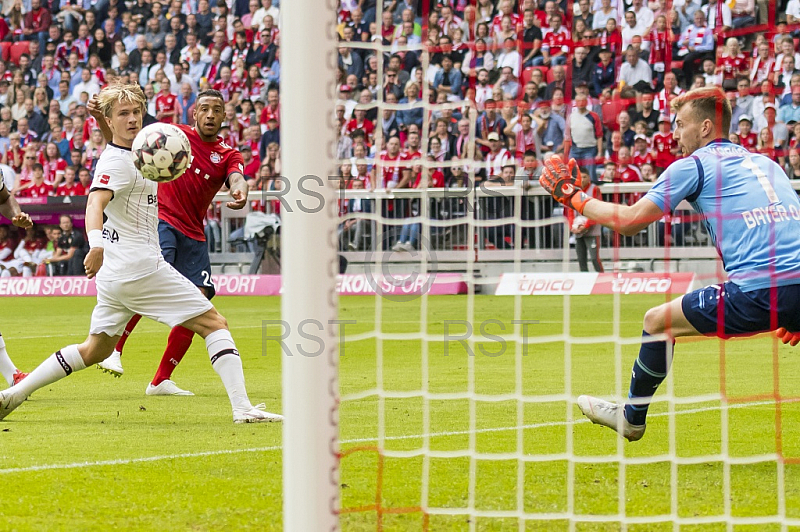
[88,95,114,144]
[539,155,664,237]
[84,189,113,279]
[0,183,32,228]
[226,172,249,210]
[582,196,665,237]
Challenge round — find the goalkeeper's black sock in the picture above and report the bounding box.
[624,331,673,426]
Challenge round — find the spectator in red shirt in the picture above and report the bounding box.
[2,132,23,173]
[347,109,375,139]
[738,115,757,151]
[40,142,67,186]
[77,167,91,195]
[717,37,748,90]
[240,145,260,179]
[55,166,86,196]
[632,134,654,167]
[539,13,571,66]
[155,78,178,124]
[259,87,280,128]
[18,164,51,198]
[653,114,678,173]
[24,0,51,50]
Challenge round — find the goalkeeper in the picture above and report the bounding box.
[539,86,800,442]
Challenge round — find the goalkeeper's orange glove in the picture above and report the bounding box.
[539,155,594,214]
[776,327,800,347]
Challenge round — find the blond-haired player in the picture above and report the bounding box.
[0,84,281,424]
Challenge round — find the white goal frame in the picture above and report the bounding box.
[281,0,340,530]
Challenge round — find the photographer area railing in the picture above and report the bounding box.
[214,182,738,265]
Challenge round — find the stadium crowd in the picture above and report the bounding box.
[0,0,283,274]
[333,0,800,250]
[0,0,797,267]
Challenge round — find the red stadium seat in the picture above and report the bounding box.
[521,66,548,88]
[0,42,11,63]
[9,41,29,66]
[520,66,535,87]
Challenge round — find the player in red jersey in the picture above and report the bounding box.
[91,89,249,395]
[155,78,178,124]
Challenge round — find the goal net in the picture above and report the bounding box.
[283,0,800,529]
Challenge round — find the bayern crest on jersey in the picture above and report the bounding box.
[210,152,222,164]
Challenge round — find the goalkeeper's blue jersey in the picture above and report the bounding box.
[644,138,800,292]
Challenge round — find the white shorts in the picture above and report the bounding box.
[90,265,214,337]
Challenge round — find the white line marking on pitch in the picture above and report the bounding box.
[0,399,784,475]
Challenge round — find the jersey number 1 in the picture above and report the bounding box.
[742,156,778,204]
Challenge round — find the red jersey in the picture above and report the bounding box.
[739,131,757,151]
[19,181,51,198]
[212,79,241,102]
[6,146,23,172]
[39,154,67,184]
[346,118,374,137]
[719,53,747,80]
[378,151,402,188]
[632,150,654,168]
[260,104,280,127]
[242,79,265,102]
[542,27,571,57]
[647,29,669,65]
[616,165,642,183]
[158,124,245,241]
[413,169,445,188]
[653,131,677,167]
[55,181,86,196]
[156,92,178,124]
[599,29,622,57]
[243,156,260,178]
[83,116,98,143]
[492,12,520,36]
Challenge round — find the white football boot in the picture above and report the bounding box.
[97,350,124,377]
[0,389,24,421]
[233,403,284,423]
[577,395,646,442]
[145,380,194,396]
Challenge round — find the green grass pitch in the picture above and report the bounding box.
[1,294,800,531]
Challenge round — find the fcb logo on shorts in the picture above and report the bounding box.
[210,152,222,164]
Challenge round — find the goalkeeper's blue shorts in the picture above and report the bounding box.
[681,281,800,338]
[158,220,215,300]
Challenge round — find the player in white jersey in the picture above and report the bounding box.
[0,169,32,387]
[0,84,281,424]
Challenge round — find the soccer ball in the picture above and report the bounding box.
[132,123,192,183]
